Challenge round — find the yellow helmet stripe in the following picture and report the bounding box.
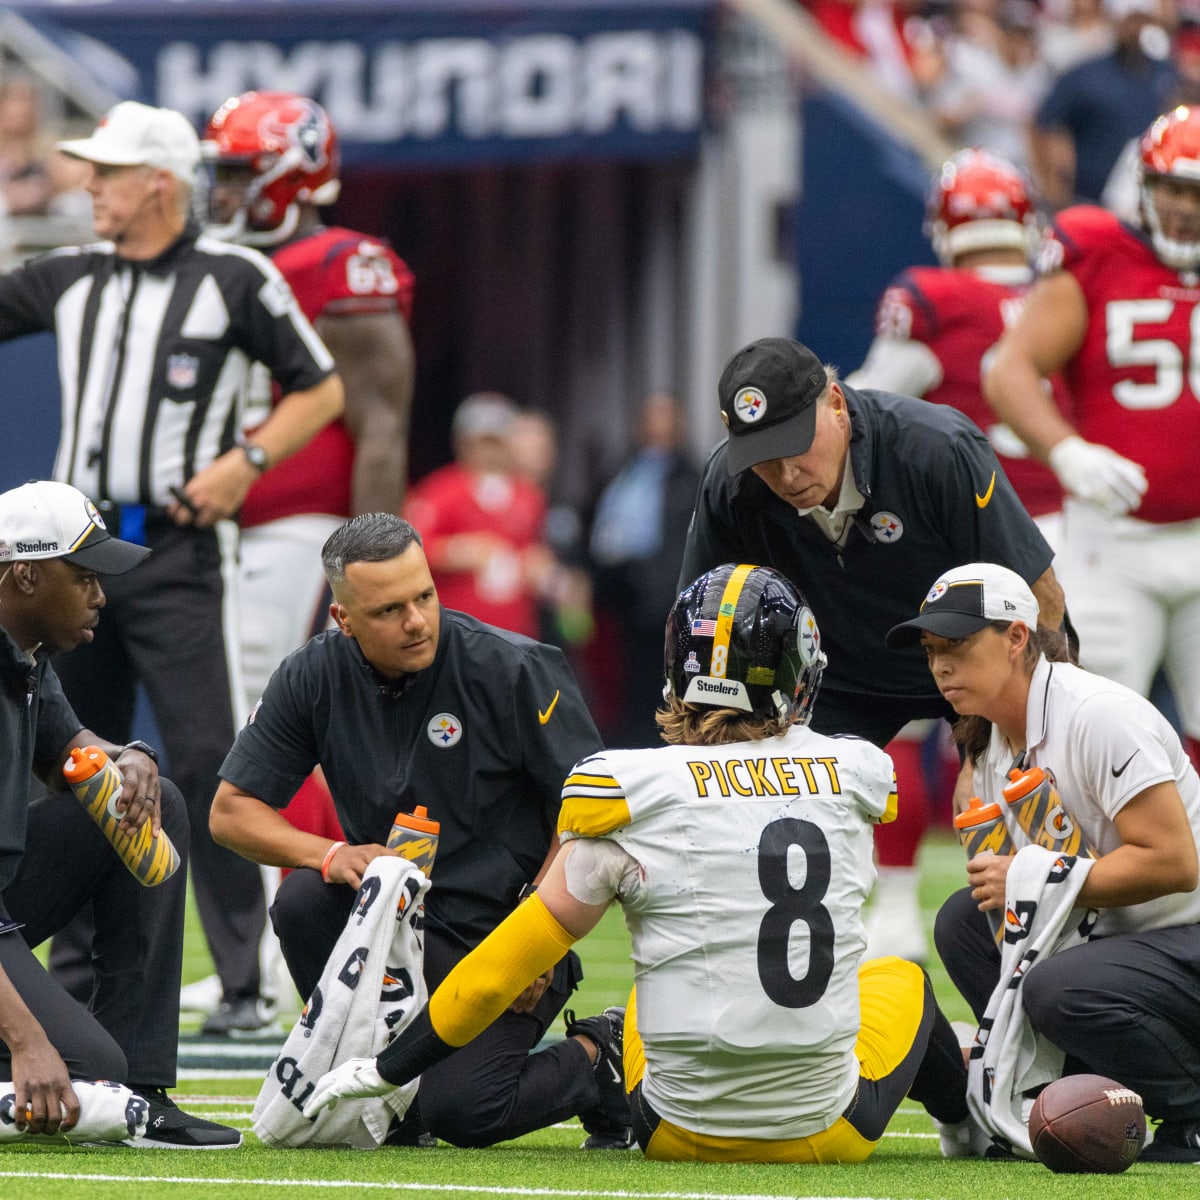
[710,564,755,678]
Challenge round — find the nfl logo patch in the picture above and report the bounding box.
[167,353,199,390]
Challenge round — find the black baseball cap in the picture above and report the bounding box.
[718,338,829,475]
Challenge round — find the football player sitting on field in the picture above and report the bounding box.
[302,563,975,1162]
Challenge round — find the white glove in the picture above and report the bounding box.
[1048,435,1148,516]
[301,1057,391,1119]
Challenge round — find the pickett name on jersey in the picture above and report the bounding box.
[686,755,843,799]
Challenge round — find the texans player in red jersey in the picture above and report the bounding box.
[988,104,1200,780]
[197,92,416,1032]
[848,149,1067,963]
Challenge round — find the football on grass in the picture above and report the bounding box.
[1027,1074,1146,1173]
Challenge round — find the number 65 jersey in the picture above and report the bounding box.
[558,725,897,1139]
[1042,205,1200,524]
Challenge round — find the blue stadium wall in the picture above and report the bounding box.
[794,90,935,372]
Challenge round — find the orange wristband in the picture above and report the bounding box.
[321,840,346,883]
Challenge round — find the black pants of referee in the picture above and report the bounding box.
[0,781,189,1088]
[270,867,598,1148]
[49,517,265,1003]
[935,887,1200,1122]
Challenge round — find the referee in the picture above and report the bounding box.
[0,102,344,1035]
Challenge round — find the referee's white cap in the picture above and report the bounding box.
[58,101,200,184]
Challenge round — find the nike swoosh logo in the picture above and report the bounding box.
[538,691,560,725]
[975,472,996,509]
[1112,750,1139,778]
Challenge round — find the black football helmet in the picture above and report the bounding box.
[664,563,826,725]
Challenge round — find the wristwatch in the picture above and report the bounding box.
[121,740,159,765]
[239,441,269,474]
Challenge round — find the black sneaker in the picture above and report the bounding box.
[200,995,280,1038]
[1141,1119,1200,1163]
[128,1087,242,1149]
[564,1007,634,1150]
[383,1102,438,1149]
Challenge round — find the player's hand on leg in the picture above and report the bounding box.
[302,1057,390,1118]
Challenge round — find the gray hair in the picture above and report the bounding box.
[818,364,841,401]
[321,513,423,595]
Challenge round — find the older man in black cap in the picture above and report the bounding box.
[0,480,239,1148]
[678,334,1064,752]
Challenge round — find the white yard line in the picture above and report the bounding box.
[0,1175,917,1200]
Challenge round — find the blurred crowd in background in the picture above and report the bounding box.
[802,0,1189,211]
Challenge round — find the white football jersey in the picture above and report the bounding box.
[559,724,897,1139]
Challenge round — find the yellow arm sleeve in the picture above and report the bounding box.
[427,892,578,1047]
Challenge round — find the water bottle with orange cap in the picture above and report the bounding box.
[953,796,1016,940]
[386,805,440,877]
[1002,764,1096,859]
[63,746,181,886]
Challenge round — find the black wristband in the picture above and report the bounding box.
[121,740,159,765]
[376,1006,456,1086]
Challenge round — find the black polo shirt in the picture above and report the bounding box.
[678,385,1053,712]
[219,609,603,949]
[0,631,82,900]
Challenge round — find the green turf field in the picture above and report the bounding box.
[8,834,1196,1198]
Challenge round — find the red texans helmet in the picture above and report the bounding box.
[1139,105,1200,271]
[664,564,826,726]
[203,91,340,244]
[926,148,1040,265]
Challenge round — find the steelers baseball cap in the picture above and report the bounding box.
[0,481,150,575]
[886,562,1039,647]
[58,101,200,184]
[718,337,829,475]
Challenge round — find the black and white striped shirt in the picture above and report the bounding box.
[0,229,334,506]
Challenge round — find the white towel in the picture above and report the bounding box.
[967,844,1097,1156]
[0,1079,148,1144]
[253,857,430,1148]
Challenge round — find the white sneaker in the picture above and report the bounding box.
[935,1112,991,1158]
[179,973,222,1013]
[864,868,927,963]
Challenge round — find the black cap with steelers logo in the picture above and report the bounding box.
[717,337,828,475]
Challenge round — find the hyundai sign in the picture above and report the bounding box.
[15,1,715,166]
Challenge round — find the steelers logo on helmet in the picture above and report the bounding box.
[733,387,767,426]
[664,563,827,726]
[797,606,821,666]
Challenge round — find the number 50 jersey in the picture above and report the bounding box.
[1042,205,1200,524]
[558,725,897,1140]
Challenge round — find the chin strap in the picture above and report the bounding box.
[206,203,299,248]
